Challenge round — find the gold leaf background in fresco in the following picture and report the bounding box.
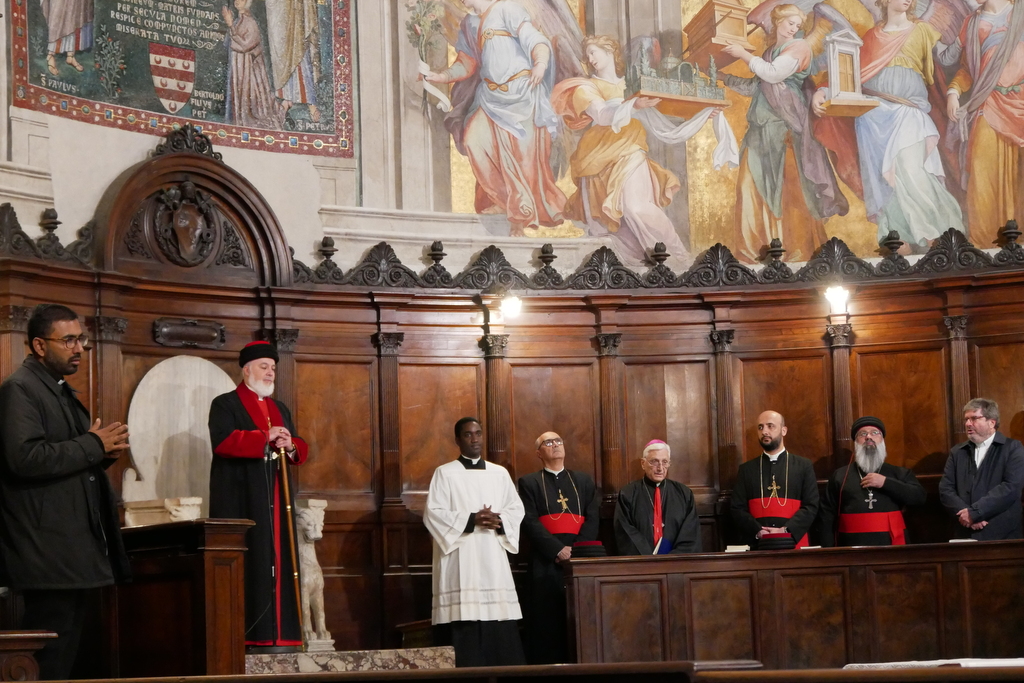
[449,0,879,256]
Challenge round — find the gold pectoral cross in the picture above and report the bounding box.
[767,476,781,500]
[556,490,570,513]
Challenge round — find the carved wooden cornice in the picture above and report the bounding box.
[373,332,404,356]
[943,315,969,340]
[595,333,622,357]
[826,324,853,348]
[287,221,1024,293]
[93,316,128,342]
[710,329,735,354]
[153,317,225,348]
[0,205,93,268]
[0,305,30,332]
[259,328,299,352]
[480,333,509,358]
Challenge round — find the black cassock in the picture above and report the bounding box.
[518,469,600,664]
[209,383,308,647]
[819,462,926,547]
[614,478,702,555]
[730,451,819,547]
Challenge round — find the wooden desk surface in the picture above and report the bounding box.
[564,540,1024,668]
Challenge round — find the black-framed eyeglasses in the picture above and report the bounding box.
[541,438,564,447]
[41,335,90,350]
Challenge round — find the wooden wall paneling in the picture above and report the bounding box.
[684,572,758,663]
[316,518,382,651]
[622,359,716,490]
[482,334,512,470]
[0,304,30,381]
[597,333,625,499]
[508,360,600,483]
[294,358,378,498]
[972,338,1024,442]
[373,332,404,502]
[944,316,971,443]
[850,345,951,473]
[711,330,738,492]
[959,561,1024,658]
[865,564,944,663]
[596,577,668,663]
[91,316,128,427]
[258,327,298,410]
[826,320,854,471]
[736,352,833,478]
[773,568,851,669]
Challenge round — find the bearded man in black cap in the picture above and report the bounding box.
[819,416,926,547]
[209,341,308,650]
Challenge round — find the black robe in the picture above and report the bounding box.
[614,477,702,555]
[518,469,600,663]
[209,384,308,647]
[730,451,819,547]
[819,462,926,547]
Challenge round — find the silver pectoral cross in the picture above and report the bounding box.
[864,489,876,510]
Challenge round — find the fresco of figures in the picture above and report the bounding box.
[408,0,1024,264]
[12,0,353,156]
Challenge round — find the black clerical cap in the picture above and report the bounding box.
[851,416,885,440]
[239,340,279,367]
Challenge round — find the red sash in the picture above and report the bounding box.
[539,514,584,535]
[838,511,906,545]
[748,498,808,548]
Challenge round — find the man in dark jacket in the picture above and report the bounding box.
[939,398,1024,540]
[0,304,130,680]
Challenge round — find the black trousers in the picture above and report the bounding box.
[449,620,526,667]
[21,589,91,680]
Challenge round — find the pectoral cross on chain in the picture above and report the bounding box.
[767,476,781,500]
[556,491,570,513]
[864,489,876,510]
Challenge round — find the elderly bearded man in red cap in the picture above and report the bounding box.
[209,341,308,651]
[614,440,702,555]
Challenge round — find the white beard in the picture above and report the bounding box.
[246,378,274,398]
[855,441,887,473]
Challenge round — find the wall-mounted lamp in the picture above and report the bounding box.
[499,294,522,319]
[824,286,850,315]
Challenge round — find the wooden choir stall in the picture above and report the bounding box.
[0,126,1023,677]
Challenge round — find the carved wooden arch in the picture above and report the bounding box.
[101,126,293,287]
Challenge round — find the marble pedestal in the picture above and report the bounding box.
[245,646,455,674]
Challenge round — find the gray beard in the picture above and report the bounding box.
[246,379,275,398]
[855,441,886,473]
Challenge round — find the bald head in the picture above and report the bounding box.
[756,410,787,455]
[535,431,565,470]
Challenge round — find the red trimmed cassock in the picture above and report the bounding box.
[209,382,308,647]
[730,451,819,548]
[819,463,926,547]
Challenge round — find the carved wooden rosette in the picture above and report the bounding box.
[944,315,970,442]
[595,333,624,500]
[0,304,30,380]
[710,329,739,492]
[827,323,854,467]
[91,316,128,446]
[373,332,404,502]
[480,334,511,468]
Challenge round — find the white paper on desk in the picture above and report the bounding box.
[724,545,749,553]
[948,538,979,542]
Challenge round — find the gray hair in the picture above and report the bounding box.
[964,398,999,427]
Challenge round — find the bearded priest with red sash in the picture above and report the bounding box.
[517,431,600,664]
[730,410,818,549]
[819,417,925,547]
[209,341,308,651]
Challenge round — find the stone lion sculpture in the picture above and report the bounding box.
[296,500,333,649]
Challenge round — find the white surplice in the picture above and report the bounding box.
[424,459,525,624]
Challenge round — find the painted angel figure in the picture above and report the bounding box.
[811,0,965,250]
[942,0,1024,247]
[721,4,850,263]
[422,0,568,236]
[550,36,739,263]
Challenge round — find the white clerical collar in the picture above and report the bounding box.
[465,456,481,464]
[58,378,65,385]
[544,467,564,475]
[764,450,784,462]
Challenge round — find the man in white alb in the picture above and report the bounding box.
[424,417,526,666]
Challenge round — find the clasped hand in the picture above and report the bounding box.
[475,505,502,530]
[268,425,293,451]
[89,419,129,457]
[957,507,988,531]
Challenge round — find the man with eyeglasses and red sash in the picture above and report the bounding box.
[730,410,819,549]
[518,431,600,664]
[819,416,926,547]
[209,341,308,651]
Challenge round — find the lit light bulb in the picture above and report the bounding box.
[500,295,522,318]
[824,286,849,314]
